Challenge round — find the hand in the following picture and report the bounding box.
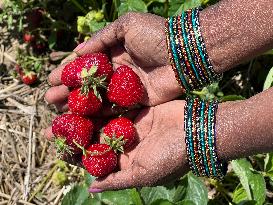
[45,100,189,190]
[44,12,182,111]
[89,100,189,191]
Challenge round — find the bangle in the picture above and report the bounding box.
[184,97,227,179]
[165,8,222,92]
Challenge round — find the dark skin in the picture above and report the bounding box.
[44,0,273,192]
[45,12,182,109]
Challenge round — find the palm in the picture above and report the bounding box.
[92,100,189,190]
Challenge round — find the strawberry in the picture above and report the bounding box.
[23,33,35,43]
[61,53,113,88]
[102,117,136,152]
[20,70,37,85]
[68,87,102,116]
[15,65,37,85]
[107,65,144,107]
[52,114,94,155]
[32,41,47,54]
[82,144,117,177]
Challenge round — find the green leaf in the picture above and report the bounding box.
[7,15,13,28]
[231,159,266,205]
[130,188,144,205]
[263,49,273,55]
[220,95,246,102]
[264,153,273,173]
[118,0,148,16]
[18,17,23,32]
[84,172,96,186]
[140,184,176,204]
[263,66,273,90]
[82,198,102,205]
[150,199,174,205]
[168,0,202,16]
[176,200,196,205]
[264,153,273,181]
[101,189,141,205]
[61,184,90,205]
[48,31,57,49]
[173,173,208,205]
[233,184,249,204]
[89,21,107,33]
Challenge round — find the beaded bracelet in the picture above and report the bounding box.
[165,8,223,92]
[184,97,227,179]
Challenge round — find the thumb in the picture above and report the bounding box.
[89,168,136,192]
[74,18,125,56]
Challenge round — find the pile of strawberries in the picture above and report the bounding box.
[52,53,144,177]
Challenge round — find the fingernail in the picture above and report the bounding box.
[89,188,103,193]
[74,42,86,51]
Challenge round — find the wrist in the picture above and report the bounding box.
[200,0,273,73]
[216,89,273,161]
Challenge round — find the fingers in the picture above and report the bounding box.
[89,169,135,192]
[54,102,69,112]
[45,85,70,104]
[48,64,66,86]
[44,126,54,140]
[73,19,124,56]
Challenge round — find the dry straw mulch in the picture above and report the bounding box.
[0,34,83,205]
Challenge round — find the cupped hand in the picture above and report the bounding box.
[44,12,182,111]
[44,100,189,190]
[90,100,189,191]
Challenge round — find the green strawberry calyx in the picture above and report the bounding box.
[55,137,74,157]
[80,66,107,100]
[102,133,127,153]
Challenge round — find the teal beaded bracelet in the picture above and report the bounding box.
[184,97,227,179]
[165,8,222,92]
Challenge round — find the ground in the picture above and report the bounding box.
[0,24,83,205]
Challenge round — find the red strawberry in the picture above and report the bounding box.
[20,71,37,85]
[68,87,102,116]
[82,144,117,177]
[102,117,136,152]
[61,53,113,88]
[107,65,144,107]
[32,41,47,54]
[23,33,35,43]
[52,114,94,155]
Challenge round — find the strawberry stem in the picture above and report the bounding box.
[80,66,108,98]
[102,133,127,153]
[73,140,87,156]
[55,137,73,157]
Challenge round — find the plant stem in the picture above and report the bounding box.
[102,0,109,22]
[112,0,120,21]
[28,162,59,202]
